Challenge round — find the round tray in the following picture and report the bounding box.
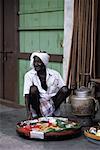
[16,117,81,140]
[84,128,100,144]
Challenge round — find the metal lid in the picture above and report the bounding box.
[75,86,91,97]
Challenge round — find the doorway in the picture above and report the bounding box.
[0,0,19,104]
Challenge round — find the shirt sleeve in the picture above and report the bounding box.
[23,73,33,96]
[57,72,66,88]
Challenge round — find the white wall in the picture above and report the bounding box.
[63,0,74,83]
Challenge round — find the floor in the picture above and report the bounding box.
[0,104,100,150]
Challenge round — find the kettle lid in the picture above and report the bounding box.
[75,86,91,97]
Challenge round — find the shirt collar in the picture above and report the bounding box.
[31,68,52,80]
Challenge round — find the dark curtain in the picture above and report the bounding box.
[67,0,98,89]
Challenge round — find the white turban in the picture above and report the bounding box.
[30,51,50,68]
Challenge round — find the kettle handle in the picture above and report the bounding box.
[89,96,99,112]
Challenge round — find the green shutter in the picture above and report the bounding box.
[19,0,64,105]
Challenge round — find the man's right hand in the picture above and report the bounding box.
[27,111,33,120]
[25,95,32,120]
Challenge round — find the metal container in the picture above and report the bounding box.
[70,86,95,116]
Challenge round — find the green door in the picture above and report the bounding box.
[18,0,64,105]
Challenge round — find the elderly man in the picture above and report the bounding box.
[23,51,71,119]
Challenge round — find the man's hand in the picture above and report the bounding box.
[27,111,33,120]
[25,94,32,120]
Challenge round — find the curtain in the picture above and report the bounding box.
[67,0,98,89]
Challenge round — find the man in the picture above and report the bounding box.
[23,51,71,119]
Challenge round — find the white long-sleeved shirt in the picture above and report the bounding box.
[23,68,65,116]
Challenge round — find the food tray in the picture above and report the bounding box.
[84,126,100,144]
[16,117,81,140]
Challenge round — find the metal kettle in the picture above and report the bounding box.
[70,86,95,116]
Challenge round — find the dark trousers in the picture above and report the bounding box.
[29,85,71,116]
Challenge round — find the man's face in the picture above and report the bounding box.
[33,56,45,72]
